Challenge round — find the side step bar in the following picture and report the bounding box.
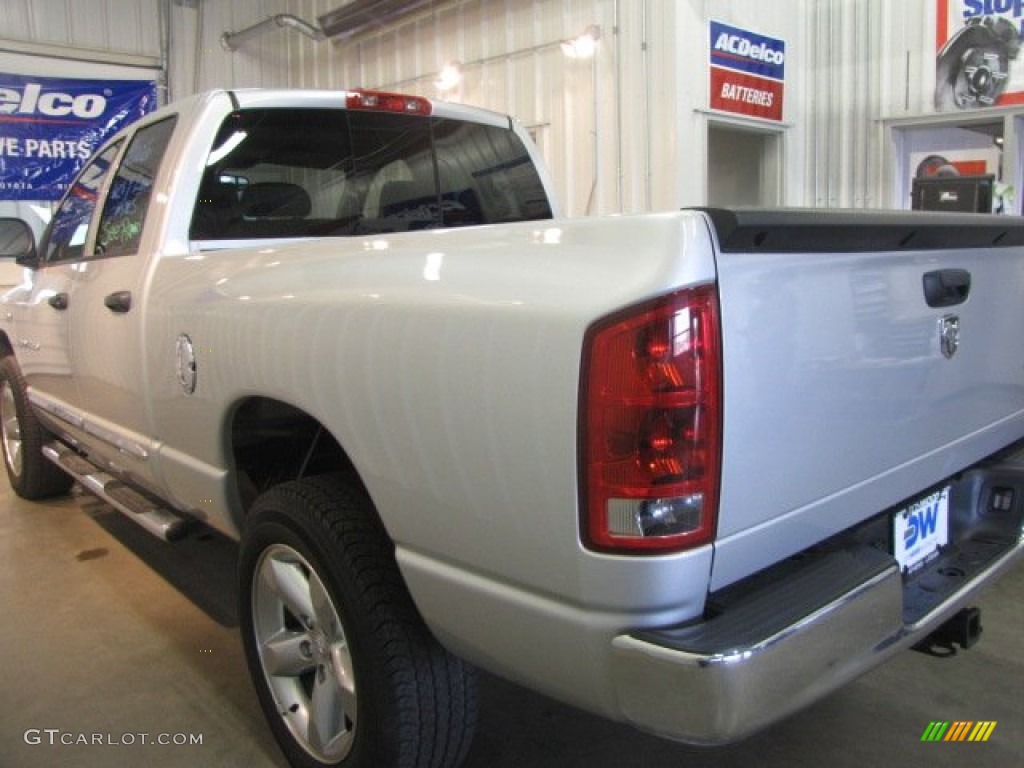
[42,442,192,541]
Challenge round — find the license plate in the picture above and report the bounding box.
[893,487,949,574]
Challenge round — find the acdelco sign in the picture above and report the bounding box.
[710,21,786,81]
[0,83,107,120]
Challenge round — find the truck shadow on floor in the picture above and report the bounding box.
[77,491,241,627]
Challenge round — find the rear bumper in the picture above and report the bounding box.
[611,508,1023,745]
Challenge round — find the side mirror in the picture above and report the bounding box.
[0,217,39,268]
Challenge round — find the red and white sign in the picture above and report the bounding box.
[709,68,784,121]
[709,21,786,122]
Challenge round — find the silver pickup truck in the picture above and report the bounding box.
[1,89,1022,768]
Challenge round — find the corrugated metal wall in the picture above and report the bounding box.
[167,0,297,100]
[0,0,161,58]
[170,0,685,216]
[803,0,935,208]
[1,0,956,214]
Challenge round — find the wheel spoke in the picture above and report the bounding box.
[332,643,358,721]
[1,385,23,477]
[308,664,345,755]
[308,572,338,636]
[261,630,316,677]
[263,556,315,627]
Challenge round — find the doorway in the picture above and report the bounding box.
[707,122,782,207]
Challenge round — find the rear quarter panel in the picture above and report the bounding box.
[146,212,717,610]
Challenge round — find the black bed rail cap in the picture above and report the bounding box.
[691,207,1024,253]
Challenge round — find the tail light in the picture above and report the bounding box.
[346,90,432,116]
[580,285,722,553]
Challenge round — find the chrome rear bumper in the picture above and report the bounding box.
[611,535,1022,745]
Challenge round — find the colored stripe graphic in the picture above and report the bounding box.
[945,721,972,741]
[969,722,997,742]
[921,720,996,742]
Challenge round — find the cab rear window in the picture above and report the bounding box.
[190,108,552,241]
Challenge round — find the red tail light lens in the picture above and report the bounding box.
[346,90,432,116]
[580,285,722,553]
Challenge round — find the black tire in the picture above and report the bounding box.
[0,356,73,500]
[238,474,477,768]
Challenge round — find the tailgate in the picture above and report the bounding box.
[704,209,1024,590]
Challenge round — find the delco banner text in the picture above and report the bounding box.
[0,75,156,201]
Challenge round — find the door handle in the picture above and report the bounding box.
[47,292,69,311]
[104,290,132,313]
[923,269,971,308]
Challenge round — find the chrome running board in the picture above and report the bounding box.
[42,442,191,541]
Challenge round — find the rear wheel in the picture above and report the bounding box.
[0,356,73,499]
[238,474,477,768]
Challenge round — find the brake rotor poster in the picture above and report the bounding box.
[709,21,785,121]
[936,1,1024,109]
[0,75,156,201]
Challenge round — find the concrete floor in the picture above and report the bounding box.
[0,480,1021,768]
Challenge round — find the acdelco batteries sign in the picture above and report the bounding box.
[0,75,155,201]
[709,21,786,121]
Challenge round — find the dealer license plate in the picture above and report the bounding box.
[893,487,949,573]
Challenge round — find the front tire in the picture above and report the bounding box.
[0,356,73,499]
[238,475,477,768]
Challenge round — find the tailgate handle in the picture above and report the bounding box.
[923,269,971,308]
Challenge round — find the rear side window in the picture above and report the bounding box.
[191,107,551,241]
[96,116,177,257]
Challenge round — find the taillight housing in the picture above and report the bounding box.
[580,285,722,553]
[346,89,432,116]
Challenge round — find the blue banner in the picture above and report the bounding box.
[710,21,786,81]
[0,75,156,201]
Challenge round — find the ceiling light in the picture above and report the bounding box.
[435,62,462,91]
[562,25,601,59]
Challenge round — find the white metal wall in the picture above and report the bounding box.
[803,0,937,208]
[167,0,296,101]
[0,0,161,58]
[169,0,685,216]
[0,0,969,214]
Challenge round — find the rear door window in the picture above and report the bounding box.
[96,116,177,257]
[41,141,122,264]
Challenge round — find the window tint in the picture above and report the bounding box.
[42,141,121,264]
[191,107,551,241]
[96,117,177,257]
[191,108,355,240]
